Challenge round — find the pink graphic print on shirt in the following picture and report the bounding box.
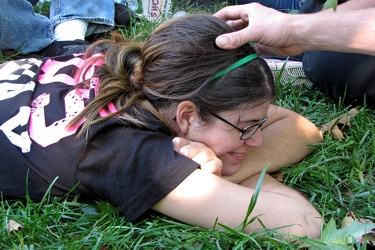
[29,56,105,147]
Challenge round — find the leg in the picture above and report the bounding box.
[40,0,118,56]
[0,0,52,54]
[49,0,115,37]
[303,51,375,108]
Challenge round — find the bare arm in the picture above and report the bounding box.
[153,169,322,238]
[240,173,310,204]
[164,107,322,238]
[288,7,375,55]
[214,1,375,56]
[224,105,323,184]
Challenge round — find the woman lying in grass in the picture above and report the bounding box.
[0,14,322,238]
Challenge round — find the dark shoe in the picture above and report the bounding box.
[40,39,89,57]
[114,3,134,26]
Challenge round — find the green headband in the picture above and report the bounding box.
[210,53,259,80]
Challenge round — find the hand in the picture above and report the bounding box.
[214,3,305,56]
[172,137,223,176]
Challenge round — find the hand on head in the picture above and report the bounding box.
[213,3,305,56]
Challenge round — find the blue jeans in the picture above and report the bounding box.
[0,0,115,54]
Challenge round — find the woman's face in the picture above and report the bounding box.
[183,102,270,176]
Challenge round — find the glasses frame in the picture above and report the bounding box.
[212,113,268,140]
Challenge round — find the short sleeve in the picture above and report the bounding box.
[75,124,199,221]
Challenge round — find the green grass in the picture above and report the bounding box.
[1,1,374,249]
[2,79,373,249]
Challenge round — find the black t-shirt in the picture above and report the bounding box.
[0,54,199,221]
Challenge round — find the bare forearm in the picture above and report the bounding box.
[154,170,322,238]
[240,173,310,204]
[240,173,322,235]
[215,2,375,55]
[292,8,375,55]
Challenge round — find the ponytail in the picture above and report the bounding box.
[69,32,168,137]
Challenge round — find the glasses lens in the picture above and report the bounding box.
[240,117,268,140]
[241,126,258,140]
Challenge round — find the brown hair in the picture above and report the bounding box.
[70,14,275,136]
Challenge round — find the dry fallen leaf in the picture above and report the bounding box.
[363,230,375,246]
[99,243,108,250]
[341,212,375,245]
[8,219,23,233]
[320,108,360,139]
[341,214,355,228]
[270,171,283,182]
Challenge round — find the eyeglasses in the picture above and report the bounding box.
[212,113,268,140]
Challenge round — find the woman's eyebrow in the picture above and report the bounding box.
[241,116,267,124]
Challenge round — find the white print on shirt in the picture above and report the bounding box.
[0,106,32,153]
[29,90,85,147]
[0,59,38,100]
[0,58,42,153]
[0,59,40,81]
[0,82,35,101]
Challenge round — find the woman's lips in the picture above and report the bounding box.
[230,152,246,161]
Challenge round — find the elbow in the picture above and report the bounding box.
[290,206,323,239]
[297,114,324,146]
[302,214,323,239]
[310,123,324,145]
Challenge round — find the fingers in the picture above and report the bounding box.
[213,4,248,22]
[214,5,253,50]
[214,6,267,50]
[172,137,190,152]
[225,19,248,32]
[215,29,252,50]
[214,3,286,50]
[172,137,213,161]
[172,137,223,176]
[215,3,303,55]
[199,158,223,176]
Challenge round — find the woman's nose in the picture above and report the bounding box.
[244,129,263,147]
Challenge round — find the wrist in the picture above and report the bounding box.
[290,13,319,53]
